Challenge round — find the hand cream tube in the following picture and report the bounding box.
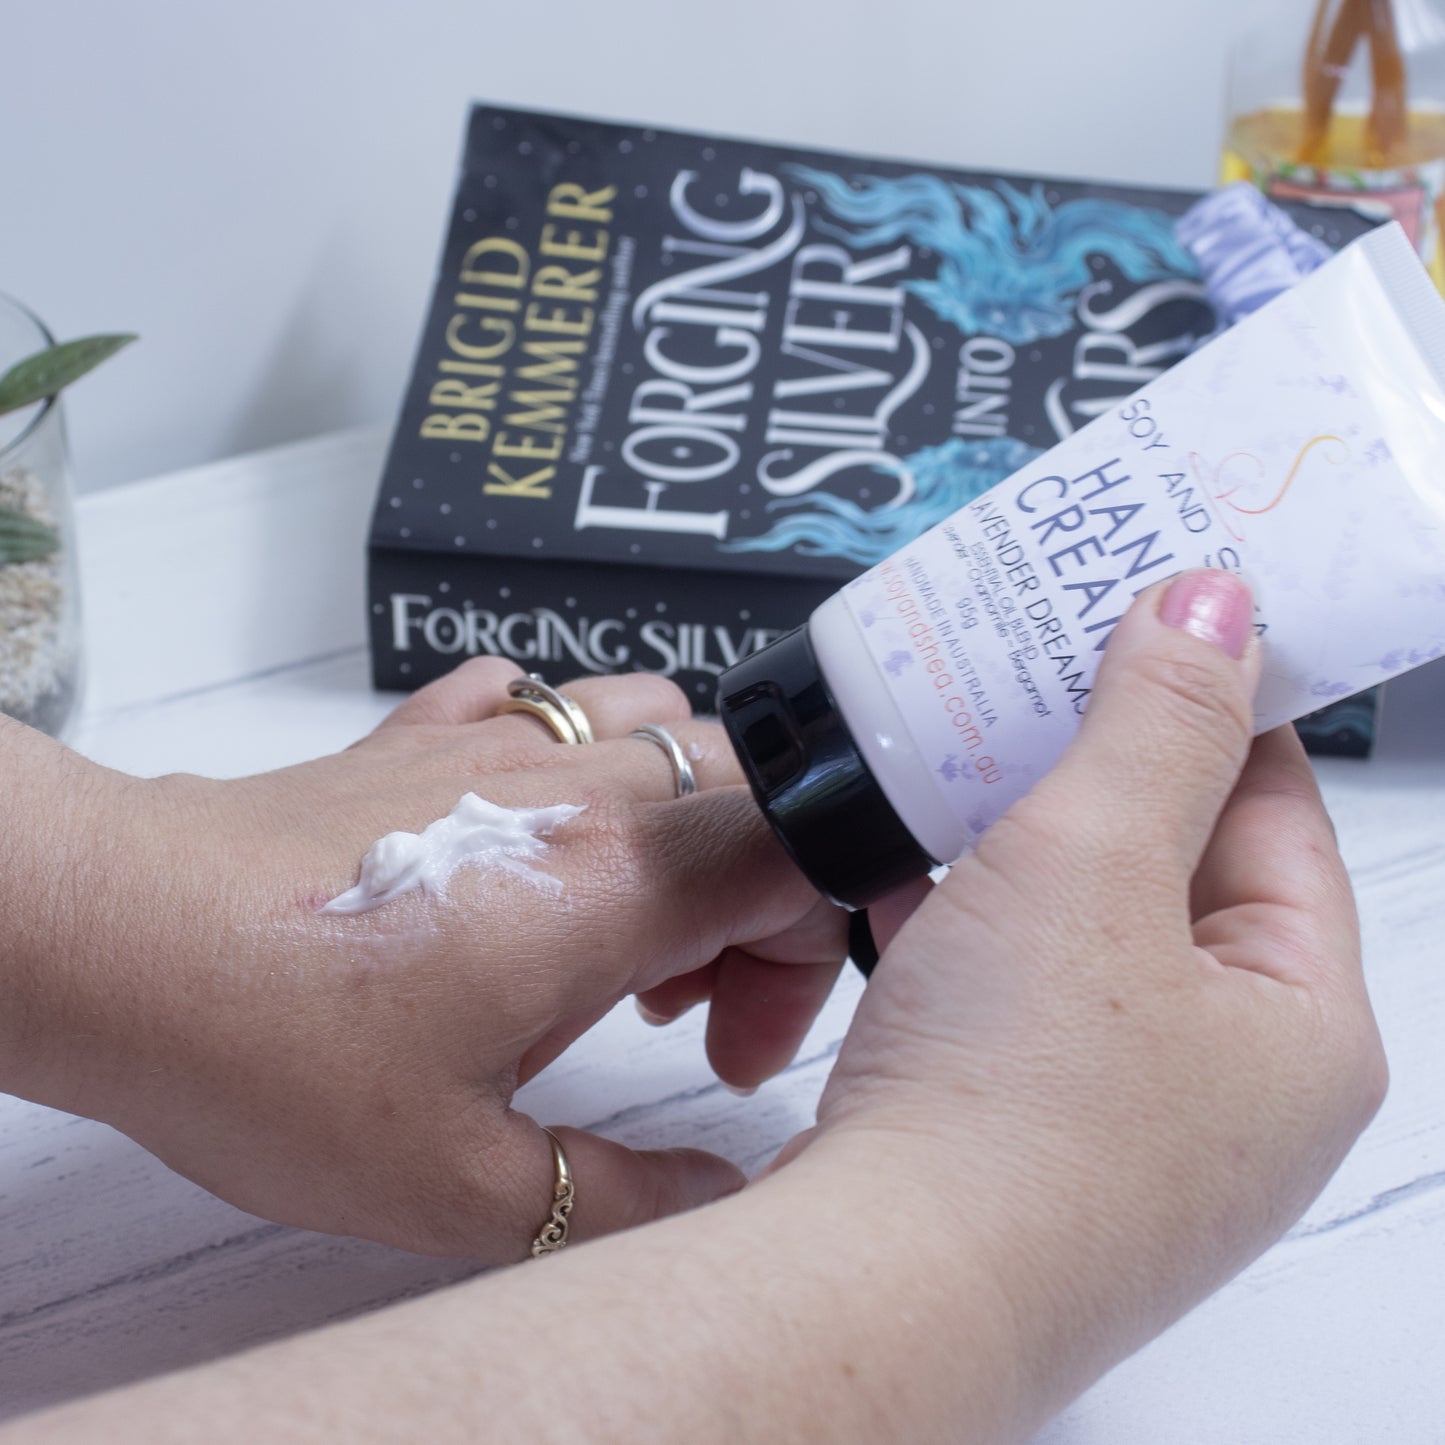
[718,222,1445,909]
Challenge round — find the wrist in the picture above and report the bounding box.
[729,1128,1044,1441]
[0,720,163,1116]
[770,1115,1171,1441]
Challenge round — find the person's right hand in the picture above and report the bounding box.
[770,568,1387,1433]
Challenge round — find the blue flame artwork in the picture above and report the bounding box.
[784,166,1198,345]
[722,168,1196,566]
[724,436,1042,566]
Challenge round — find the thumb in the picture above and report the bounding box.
[1029,568,1262,888]
[502,1117,745,1257]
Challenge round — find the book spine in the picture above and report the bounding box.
[368,549,834,710]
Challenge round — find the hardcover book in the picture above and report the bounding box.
[368,103,1378,753]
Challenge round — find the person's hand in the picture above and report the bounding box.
[0,573,1391,1445]
[4,663,844,1260]
[765,569,1386,1432]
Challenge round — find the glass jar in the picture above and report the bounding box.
[0,295,83,737]
[1221,0,1445,290]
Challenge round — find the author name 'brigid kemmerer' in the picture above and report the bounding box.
[418,181,618,504]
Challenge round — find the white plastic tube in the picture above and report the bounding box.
[720,222,1445,905]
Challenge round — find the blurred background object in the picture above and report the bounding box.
[0,302,120,735]
[1224,0,1445,287]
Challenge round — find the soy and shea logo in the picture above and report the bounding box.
[1186,433,1350,542]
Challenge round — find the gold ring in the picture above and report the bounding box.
[530,1128,575,1257]
[630,724,698,798]
[497,693,577,744]
[498,675,594,745]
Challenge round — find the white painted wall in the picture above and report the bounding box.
[5,0,1297,492]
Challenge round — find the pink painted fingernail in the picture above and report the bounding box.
[1158,569,1253,659]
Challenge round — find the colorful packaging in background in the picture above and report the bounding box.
[369,103,1374,754]
[1222,0,1445,291]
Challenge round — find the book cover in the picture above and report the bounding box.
[369,103,1378,750]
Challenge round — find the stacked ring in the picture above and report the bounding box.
[497,674,595,745]
[630,724,698,799]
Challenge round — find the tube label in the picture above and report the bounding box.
[840,225,1445,851]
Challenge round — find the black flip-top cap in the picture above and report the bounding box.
[716,625,934,911]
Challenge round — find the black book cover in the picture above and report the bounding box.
[369,103,1378,750]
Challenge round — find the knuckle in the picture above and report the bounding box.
[1127,648,1251,774]
[451,655,525,686]
[1347,1021,1390,1126]
[1132,647,1250,735]
[1297,986,1388,1136]
[406,655,523,714]
[603,670,693,719]
[654,676,694,718]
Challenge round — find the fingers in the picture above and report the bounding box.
[1191,726,1345,916]
[601,721,746,800]
[381,661,693,747]
[477,672,727,790]
[619,790,847,983]
[753,1126,818,1183]
[635,961,718,1026]
[1190,726,1361,988]
[539,672,692,740]
[704,947,845,1091]
[505,1118,743,1254]
[1026,568,1263,892]
[635,904,846,1091]
[481,674,743,797]
[632,855,847,1088]
[499,713,743,801]
[542,934,841,1097]
[609,792,847,1087]
[384,661,746,799]
[376,656,524,729]
[864,878,935,959]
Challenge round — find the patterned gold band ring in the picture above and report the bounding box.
[530,1128,575,1257]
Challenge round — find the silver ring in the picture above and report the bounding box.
[630,724,698,798]
[502,674,595,745]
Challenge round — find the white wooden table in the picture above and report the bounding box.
[1,428,1442,1438]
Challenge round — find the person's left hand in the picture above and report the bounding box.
[13,661,844,1260]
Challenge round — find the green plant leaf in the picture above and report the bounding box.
[0,334,137,418]
[0,505,59,563]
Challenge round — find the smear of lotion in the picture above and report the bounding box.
[320,793,585,915]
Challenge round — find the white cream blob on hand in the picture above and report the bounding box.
[319,793,585,915]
